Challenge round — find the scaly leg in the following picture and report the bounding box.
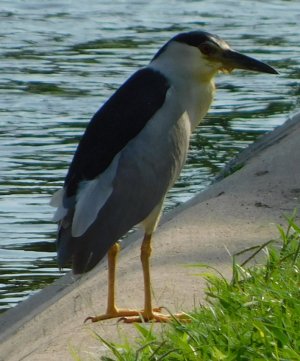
[85,236,188,323]
[84,242,142,322]
[121,233,188,323]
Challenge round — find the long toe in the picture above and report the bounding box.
[120,310,190,323]
[84,308,143,323]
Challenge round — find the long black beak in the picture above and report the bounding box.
[222,49,278,74]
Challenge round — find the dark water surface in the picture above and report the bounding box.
[0,0,299,312]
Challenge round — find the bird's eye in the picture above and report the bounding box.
[199,43,214,56]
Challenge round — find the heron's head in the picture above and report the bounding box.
[151,30,278,82]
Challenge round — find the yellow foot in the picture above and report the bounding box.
[121,310,189,323]
[84,307,189,324]
[84,307,162,323]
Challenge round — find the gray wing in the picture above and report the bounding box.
[64,67,170,198]
[54,67,187,273]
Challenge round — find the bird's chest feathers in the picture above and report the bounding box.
[175,79,215,131]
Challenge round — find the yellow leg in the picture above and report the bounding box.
[85,236,189,323]
[105,242,119,314]
[124,232,168,322]
[84,242,141,322]
[121,233,188,323]
[141,233,153,318]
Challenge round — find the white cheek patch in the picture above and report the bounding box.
[71,153,121,237]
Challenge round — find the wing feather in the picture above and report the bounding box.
[64,68,170,197]
[53,67,171,270]
[72,153,120,237]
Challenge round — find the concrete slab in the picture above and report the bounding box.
[1,112,300,361]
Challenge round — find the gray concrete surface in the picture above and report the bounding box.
[0,112,299,361]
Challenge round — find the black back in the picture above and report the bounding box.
[64,68,170,197]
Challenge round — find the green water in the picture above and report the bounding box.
[0,0,299,313]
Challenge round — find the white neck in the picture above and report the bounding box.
[149,41,217,129]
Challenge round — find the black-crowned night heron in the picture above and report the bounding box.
[51,30,277,323]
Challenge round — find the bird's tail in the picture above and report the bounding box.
[56,209,115,274]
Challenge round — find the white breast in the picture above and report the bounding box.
[150,41,215,131]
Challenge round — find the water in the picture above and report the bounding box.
[0,0,299,313]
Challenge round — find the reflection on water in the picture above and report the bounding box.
[0,0,299,313]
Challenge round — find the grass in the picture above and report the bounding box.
[83,214,300,361]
